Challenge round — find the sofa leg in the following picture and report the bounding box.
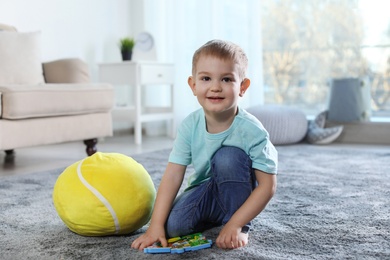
[4,149,15,164]
[5,150,14,156]
[84,139,98,156]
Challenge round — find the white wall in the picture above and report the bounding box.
[0,0,138,81]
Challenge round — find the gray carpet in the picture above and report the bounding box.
[1,144,389,259]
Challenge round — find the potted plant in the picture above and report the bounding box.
[119,37,135,61]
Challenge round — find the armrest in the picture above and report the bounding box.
[0,23,17,32]
[43,58,90,83]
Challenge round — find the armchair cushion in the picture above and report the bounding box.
[0,31,45,85]
[0,84,114,120]
[43,58,90,83]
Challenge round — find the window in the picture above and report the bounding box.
[261,0,390,119]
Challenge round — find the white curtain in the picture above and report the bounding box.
[144,0,264,124]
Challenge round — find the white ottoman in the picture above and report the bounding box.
[247,105,308,145]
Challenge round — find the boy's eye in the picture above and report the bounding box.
[222,77,232,82]
[201,76,211,81]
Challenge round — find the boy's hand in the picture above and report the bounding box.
[216,223,248,249]
[131,163,186,251]
[131,226,167,251]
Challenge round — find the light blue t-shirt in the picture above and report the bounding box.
[169,107,278,190]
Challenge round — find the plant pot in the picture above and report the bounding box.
[121,51,132,61]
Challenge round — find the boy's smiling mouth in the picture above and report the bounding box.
[207,96,224,100]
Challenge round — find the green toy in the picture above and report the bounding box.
[144,233,212,254]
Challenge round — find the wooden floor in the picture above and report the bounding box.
[0,133,174,177]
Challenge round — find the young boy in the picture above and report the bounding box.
[131,40,278,250]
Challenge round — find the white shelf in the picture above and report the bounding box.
[99,61,175,144]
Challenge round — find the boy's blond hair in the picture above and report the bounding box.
[192,40,248,80]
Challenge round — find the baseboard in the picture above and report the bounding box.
[326,121,390,145]
[113,121,168,137]
[113,127,145,136]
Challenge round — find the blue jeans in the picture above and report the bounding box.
[165,146,256,237]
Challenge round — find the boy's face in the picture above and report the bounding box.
[188,55,250,117]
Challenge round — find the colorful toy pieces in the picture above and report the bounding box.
[144,233,212,254]
[53,152,156,236]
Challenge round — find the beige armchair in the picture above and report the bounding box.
[0,23,114,159]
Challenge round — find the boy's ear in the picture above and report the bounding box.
[188,76,196,96]
[239,78,250,97]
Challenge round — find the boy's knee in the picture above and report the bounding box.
[211,146,252,182]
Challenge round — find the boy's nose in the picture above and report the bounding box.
[211,81,222,92]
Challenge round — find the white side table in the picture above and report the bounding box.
[98,61,175,144]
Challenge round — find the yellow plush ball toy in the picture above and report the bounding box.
[53,152,156,236]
